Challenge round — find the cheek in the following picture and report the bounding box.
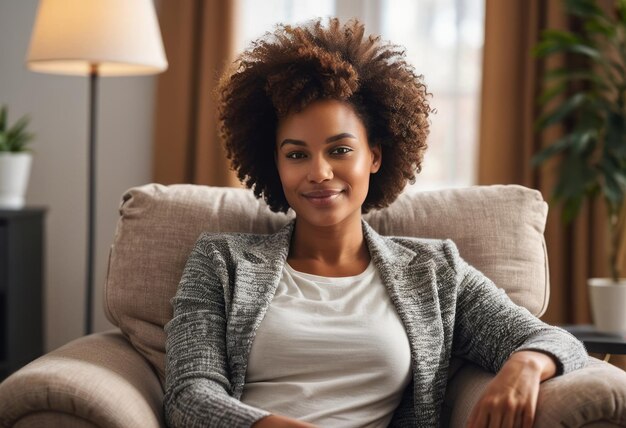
[276,160,298,191]
[346,155,374,184]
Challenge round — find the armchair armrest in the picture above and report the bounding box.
[444,356,626,427]
[0,330,164,428]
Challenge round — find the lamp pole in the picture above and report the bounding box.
[86,63,99,335]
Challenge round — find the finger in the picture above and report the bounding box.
[513,408,525,428]
[488,409,502,428]
[523,399,536,428]
[524,389,539,428]
[501,407,517,428]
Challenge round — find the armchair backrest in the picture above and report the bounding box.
[103,183,549,386]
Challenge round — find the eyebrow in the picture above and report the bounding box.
[279,132,357,148]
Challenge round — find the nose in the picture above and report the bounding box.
[307,156,333,183]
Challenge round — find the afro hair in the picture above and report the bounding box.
[217,17,432,213]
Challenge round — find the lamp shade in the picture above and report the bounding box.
[26,0,168,76]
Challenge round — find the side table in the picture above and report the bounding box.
[561,324,626,363]
[0,208,46,380]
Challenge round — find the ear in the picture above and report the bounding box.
[370,144,382,174]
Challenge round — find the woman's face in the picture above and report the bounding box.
[275,99,381,228]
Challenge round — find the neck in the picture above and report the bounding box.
[289,215,368,266]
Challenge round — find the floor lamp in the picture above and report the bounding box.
[25,0,168,334]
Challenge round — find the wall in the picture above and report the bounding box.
[0,0,157,351]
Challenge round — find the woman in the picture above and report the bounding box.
[164,18,587,428]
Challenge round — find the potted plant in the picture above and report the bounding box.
[532,0,626,334]
[0,105,35,209]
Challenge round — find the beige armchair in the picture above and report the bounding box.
[0,184,625,428]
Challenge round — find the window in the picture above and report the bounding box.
[238,0,484,190]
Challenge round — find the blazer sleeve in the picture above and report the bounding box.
[163,234,271,428]
[443,239,588,376]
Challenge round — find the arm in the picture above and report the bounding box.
[443,240,587,375]
[164,234,271,428]
[442,240,587,427]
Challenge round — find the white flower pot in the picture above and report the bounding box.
[588,278,626,335]
[0,152,32,209]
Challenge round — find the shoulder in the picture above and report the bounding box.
[378,233,465,274]
[193,230,275,258]
[363,220,460,264]
[366,229,467,279]
[191,221,294,263]
[196,230,271,248]
[385,234,447,251]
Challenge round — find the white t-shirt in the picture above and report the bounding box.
[240,260,412,427]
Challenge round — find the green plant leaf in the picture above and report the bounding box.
[617,0,626,26]
[532,128,597,167]
[567,43,604,59]
[584,18,616,37]
[566,0,605,18]
[8,132,34,152]
[532,137,571,167]
[0,109,34,152]
[599,161,626,207]
[541,29,583,45]
[538,81,568,106]
[533,36,592,57]
[536,92,589,130]
[553,153,597,223]
[543,68,616,96]
[6,116,31,141]
[555,150,597,194]
[544,68,608,86]
[535,0,626,232]
[532,29,587,55]
[562,195,584,223]
[534,40,605,63]
[605,111,626,158]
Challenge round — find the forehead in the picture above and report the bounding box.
[276,99,366,138]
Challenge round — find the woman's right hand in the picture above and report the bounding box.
[252,414,319,428]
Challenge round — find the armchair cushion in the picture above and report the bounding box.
[103,183,549,385]
[0,331,163,428]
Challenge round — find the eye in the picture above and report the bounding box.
[286,151,306,160]
[331,146,353,155]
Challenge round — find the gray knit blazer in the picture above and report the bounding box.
[164,219,587,428]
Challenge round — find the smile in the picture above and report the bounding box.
[301,190,344,206]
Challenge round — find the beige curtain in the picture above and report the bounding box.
[479,0,624,369]
[152,0,240,187]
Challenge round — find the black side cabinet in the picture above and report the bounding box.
[0,208,46,381]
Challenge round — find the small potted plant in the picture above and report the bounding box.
[0,105,35,209]
[532,0,626,334]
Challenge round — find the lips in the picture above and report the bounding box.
[302,189,343,198]
[301,189,344,206]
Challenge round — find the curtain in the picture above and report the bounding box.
[479,0,624,369]
[152,0,240,187]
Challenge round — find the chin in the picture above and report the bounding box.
[293,208,359,229]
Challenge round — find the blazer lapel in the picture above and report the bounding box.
[363,221,444,411]
[228,220,294,398]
